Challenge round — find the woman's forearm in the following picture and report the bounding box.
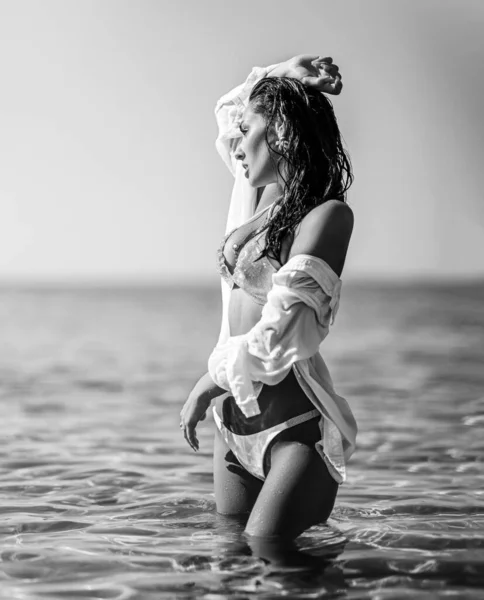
[191,371,227,403]
[214,62,281,175]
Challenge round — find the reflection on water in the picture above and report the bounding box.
[0,282,483,598]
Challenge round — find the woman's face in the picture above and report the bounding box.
[235,104,281,188]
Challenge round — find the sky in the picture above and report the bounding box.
[0,0,483,284]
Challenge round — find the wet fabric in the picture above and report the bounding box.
[209,254,356,483]
[213,405,320,481]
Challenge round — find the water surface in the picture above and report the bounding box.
[0,282,483,599]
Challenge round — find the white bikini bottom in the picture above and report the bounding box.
[213,406,320,481]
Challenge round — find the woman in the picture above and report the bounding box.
[179,54,357,541]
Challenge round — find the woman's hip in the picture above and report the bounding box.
[216,368,317,436]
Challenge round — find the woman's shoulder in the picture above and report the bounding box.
[301,199,353,231]
[288,199,354,276]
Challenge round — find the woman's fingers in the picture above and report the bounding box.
[183,424,199,451]
[300,75,318,88]
[323,76,343,95]
[328,64,340,75]
[300,54,327,65]
[333,74,343,94]
[311,60,342,94]
[311,57,334,76]
[180,401,209,451]
[180,414,203,451]
[304,74,343,95]
[320,63,340,77]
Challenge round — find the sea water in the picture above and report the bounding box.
[0,281,483,599]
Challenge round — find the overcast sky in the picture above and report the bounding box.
[0,0,483,284]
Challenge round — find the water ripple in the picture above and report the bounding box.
[0,284,483,598]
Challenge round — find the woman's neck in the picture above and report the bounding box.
[255,183,283,212]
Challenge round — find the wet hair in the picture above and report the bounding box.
[248,76,353,265]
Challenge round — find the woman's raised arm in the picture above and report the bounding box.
[214,63,279,176]
[214,56,342,176]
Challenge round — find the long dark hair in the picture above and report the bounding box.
[249,76,353,265]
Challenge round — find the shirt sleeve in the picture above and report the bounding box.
[208,255,342,417]
[214,63,279,176]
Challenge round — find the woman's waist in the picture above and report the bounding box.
[228,287,264,335]
[214,368,318,436]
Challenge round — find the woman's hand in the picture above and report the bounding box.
[268,55,342,95]
[179,390,212,452]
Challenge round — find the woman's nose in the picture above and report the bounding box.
[234,146,245,161]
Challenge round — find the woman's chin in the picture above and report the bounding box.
[246,172,274,189]
[247,173,263,188]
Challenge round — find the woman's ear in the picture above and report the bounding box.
[274,118,288,141]
[272,118,289,153]
[269,117,289,153]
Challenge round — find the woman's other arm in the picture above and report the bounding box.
[180,371,227,451]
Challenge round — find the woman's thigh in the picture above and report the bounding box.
[213,427,263,515]
[245,439,339,539]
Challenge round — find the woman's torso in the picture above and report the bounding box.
[220,194,290,336]
[227,202,287,335]
[215,193,319,434]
